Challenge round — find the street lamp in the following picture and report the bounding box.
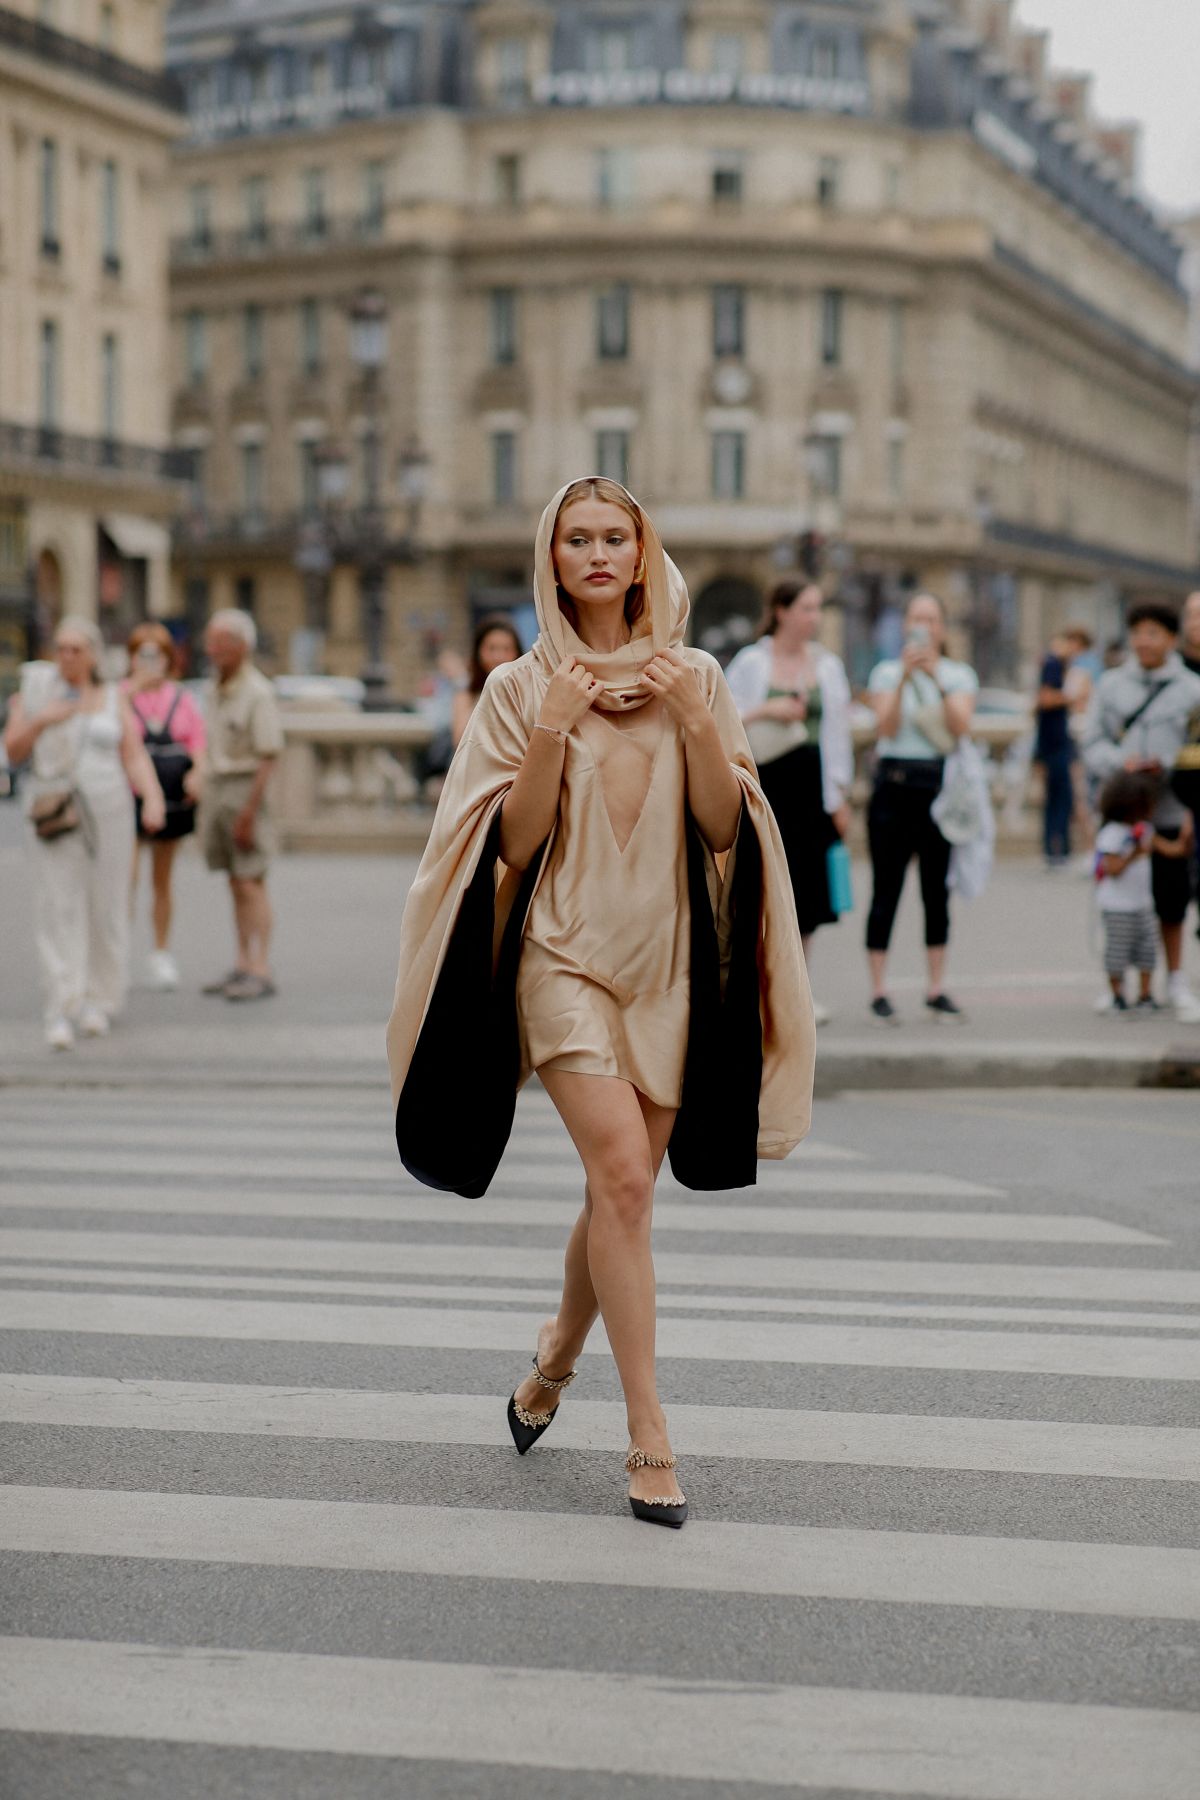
[349,290,392,707]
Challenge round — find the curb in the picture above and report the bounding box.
[1,1046,1198,1092]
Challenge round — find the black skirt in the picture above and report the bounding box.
[758,743,837,936]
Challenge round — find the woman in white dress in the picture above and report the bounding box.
[4,617,165,1049]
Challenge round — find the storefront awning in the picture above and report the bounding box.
[102,514,170,561]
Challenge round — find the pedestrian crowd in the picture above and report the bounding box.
[4,607,283,1051]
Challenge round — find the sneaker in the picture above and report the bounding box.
[77,1005,110,1037]
[1173,992,1200,1026]
[46,1017,74,1052]
[870,996,899,1025]
[1097,993,1130,1015]
[146,949,180,992]
[925,993,965,1022]
[812,999,832,1028]
[1132,995,1162,1016]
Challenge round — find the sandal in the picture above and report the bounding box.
[506,1353,577,1455]
[626,1445,688,1529]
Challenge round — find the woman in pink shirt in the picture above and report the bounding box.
[123,622,207,991]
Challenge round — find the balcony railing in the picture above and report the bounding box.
[0,419,190,482]
[171,215,387,266]
[0,5,182,111]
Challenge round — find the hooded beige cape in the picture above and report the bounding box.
[387,481,815,1171]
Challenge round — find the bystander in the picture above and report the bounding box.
[1033,626,1090,869]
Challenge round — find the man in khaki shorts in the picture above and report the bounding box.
[199,610,284,1000]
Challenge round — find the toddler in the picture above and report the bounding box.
[1094,771,1191,1012]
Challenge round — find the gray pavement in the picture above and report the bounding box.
[0,1079,1199,1797]
[2,801,1200,1089]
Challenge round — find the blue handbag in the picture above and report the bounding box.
[826,839,854,916]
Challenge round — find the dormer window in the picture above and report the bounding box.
[585,26,636,75]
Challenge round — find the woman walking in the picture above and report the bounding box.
[864,592,977,1023]
[124,621,207,990]
[4,618,165,1049]
[725,580,853,1023]
[388,479,814,1527]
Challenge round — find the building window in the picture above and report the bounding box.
[235,574,257,614]
[185,448,206,514]
[492,431,518,505]
[310,51,331,96]
[711,431,745,500]
[242,304,264,380]
[712,151,744,204]
[817,156,841,209]
[185,310,207,383]
[496,36,527,103]
[808,434,842,498]
[98,3,115,50]
[810,32,842,80]
[820,289,844,367]
[713,285,745,359]
[889,300,905,384]
[595,430,629,487]
[299,298,321,375]
[188,182,211,251]
[39,139,59,258]
[361,159,386,235]
[888,435,905,500]
[489,288,517,366]
[596,147,634,209]
[240,444,263,518]
[298,439,320,512]
[585,25,635,74]
[100,160,120,274]
[596,284,630,361]
[101,333,119,442]
[242,174,268,245]
[302,167,327,240]
[493,153,522,207]
[884,163,902,209]
[710,34,747,79]
[39,319,59,428]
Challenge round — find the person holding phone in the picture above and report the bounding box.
[863,592,977,1024]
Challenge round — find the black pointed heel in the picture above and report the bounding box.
[626,1445,688,1529]
[506,1352,577,1455]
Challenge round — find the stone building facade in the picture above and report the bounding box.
[0,0,184,684]
[165,0,1197,693]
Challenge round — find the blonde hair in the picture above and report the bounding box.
[552,478,647,633]
[54,616,105,684]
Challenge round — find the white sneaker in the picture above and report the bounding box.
[1094,991,1122,1013]
[146,949,180,991]
[1171,989,1200,1025]
[46,1017,74,1052]
[77,1005,110,1038]
[812,999,832,1027]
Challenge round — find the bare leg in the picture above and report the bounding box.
[1161,921,1183,977]
[926,945,947,997]
[868,948,888,1000]
[150,839,179,952]
[520,1070,682,1504]
[230,876,273,979]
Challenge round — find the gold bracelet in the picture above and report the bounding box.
[534,722,567,745]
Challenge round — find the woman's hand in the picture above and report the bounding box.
[183,767,203,802]
[37,697,82,729]
[540,656,601,735]
[641,647,708,732]
[140,791,166,835]
[831,803,852,840]
[902,641,938,680]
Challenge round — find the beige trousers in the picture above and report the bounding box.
[31,793,135,1027]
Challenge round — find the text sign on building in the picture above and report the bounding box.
[972,110,1038,176]
[537,70,870,114]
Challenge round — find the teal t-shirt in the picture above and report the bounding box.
[868,657,978,759]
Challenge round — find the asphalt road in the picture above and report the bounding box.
[0,1080,1198,1799]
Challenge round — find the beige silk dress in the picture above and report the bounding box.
[387,480,816,1167]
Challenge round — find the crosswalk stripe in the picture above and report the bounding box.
[3,1378,1195,1481]
[5,1290,1198,1378]
[0,1183,1147,1242]
[3,1488,1197,1619]
[2,1228,1195,1302]
[3,1264,1195,1331]
[0,1152,1001,1196]
[0,1637,1193,1798]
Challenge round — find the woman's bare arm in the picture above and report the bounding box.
[498,658,600,870]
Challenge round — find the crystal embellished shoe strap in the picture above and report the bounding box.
[531,1355,577,1392]
[625,1447,677,1473]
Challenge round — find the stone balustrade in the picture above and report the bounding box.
[275,709,1035,853]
